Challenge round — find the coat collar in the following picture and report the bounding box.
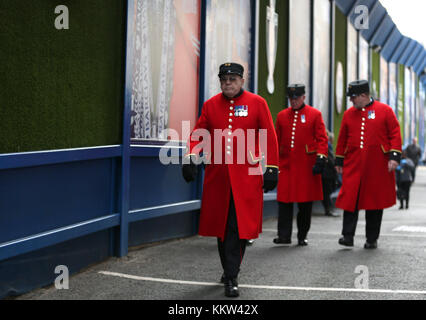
[290,103,306,112]
[222,89,245,101]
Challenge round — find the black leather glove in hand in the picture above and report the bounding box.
[182,155,198,183]
[312,155,326,175]
[263,167,278,193]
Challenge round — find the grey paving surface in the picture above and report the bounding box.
[16,167,426,300]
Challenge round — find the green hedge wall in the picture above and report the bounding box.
[0,0,126,154]
[371,49,380,100]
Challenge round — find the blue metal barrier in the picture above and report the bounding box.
[0,144,199,263]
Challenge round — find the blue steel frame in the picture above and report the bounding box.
[0,0,261,263]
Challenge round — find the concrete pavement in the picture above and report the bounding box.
[15,167,426,300]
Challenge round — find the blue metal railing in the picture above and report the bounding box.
[0,144,200,262]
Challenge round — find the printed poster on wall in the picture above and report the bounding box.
[380,56,388,105]
[389,63,397,114]
[313,0,330,125]
[128,0,201,142]
[359,36,369,82]
[404,67,412,146]
[289,0,311,104]
[346,22,358,109]
[204,0,253,101]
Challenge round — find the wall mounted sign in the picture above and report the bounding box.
[266,0,278,94]
[335,61,344,114]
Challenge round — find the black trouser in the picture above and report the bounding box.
[322,178,334,213]
[217,192,247,280]
[342,209,383,243]
[277,201,313,240]
[397,181,411,208]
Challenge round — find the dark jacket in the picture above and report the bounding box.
[405,144,421,166]
[396,158,415,183]
[322,143,337,180]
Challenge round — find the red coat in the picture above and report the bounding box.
[275,105,328,203]
[186,91,278,240]
[335,100,402,212]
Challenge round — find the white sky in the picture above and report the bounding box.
[380,0,426,47]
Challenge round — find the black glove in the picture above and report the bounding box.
[335,156,344,167]
[182,155,198,183]
[263,167,278,193]
[312,155,326,175]
[389,150,401,164]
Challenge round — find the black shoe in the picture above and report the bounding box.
[297,239,308,246]
[247,239,255,246]
[338,236,354,247]
[325,211,339,217]
[224,278,239,298]
[273,237,291,244]
[364,241,377,249]
[398,206,403,210]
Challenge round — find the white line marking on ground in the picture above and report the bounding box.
[98,271,426,295]
[392,226,426,233]
[262,229,426,238]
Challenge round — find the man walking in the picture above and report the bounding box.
[405,137,421,181]
[335,80,402,249]
[182,62,278,297]
[273,84,328,246]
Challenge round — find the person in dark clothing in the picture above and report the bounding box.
[321,130,338,216]
[396,151,415,209]
[405,137,421,181]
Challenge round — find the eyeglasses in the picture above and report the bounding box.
[219,76,239,83]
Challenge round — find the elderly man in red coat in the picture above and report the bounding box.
[182,63,279,297]
[335,80,402,249]
[273,84,328,246]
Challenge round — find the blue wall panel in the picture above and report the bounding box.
[129,211,199,246]
[0,230,111,299]
[129,157,197,211]
[0,159,115,243]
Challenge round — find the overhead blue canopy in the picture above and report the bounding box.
[421,74,426,88]
[399,39,418,65]
[389,37,410,63]
[359,1,387,42]
[335,0,426,77]
[381,27,403,61]
[413,51,426,74]
[407,43,424,67]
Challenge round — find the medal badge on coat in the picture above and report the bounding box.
[301,114,306,123]
[234,105,248,117]
[368,110,375,119]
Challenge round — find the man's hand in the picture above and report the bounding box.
[263,167,278,193]
[182,155,198,183]
[388,160,398,172]
[312,155,326,175]
[335,166,343,174]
